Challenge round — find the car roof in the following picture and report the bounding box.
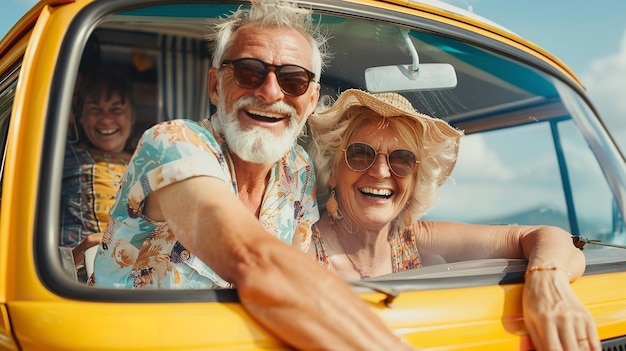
[409,0,516,34]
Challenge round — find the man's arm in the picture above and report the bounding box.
[145,176,413,350]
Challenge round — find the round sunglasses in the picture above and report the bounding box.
[342,142,419,178]
[221,58,316,96]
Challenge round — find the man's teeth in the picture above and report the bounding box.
[247,109,284,119]
[360,187,392,197]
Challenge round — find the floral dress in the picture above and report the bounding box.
[311,223,422,275]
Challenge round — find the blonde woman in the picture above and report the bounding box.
[308,89,600,351]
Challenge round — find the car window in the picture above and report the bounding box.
[559,120,626,243]
[424,118,626,246]
[36,1,626,297]
[424,122,569,228]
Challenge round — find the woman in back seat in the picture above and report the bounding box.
[60,66,135,281]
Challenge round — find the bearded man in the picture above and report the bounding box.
[91,0,326,290]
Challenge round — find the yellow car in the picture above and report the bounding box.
[1,0,626,350]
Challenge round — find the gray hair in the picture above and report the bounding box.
[309,104,460,222]
[207,0,329,81]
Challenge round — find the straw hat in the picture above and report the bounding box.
[313,89,464,183]
[316,89,462,137]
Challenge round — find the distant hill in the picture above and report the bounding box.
[473,206,570,227]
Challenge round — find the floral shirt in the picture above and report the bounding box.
[60,143,128,248]
[90,119,318,289]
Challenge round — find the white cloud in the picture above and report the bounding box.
[580,29,626,152]
[429,130,561,221]
[449,135,514,181]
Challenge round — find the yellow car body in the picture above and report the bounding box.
[1,0,625,350]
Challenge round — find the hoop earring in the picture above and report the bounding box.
[327,188,341,225]
[404,202,413,227]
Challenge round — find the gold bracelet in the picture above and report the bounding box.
[524,266,570,278]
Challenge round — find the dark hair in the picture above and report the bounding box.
[74,66,134,121]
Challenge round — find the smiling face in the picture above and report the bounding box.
[332,119,416,231]
[208,25,320,164]
[79,91,133,153]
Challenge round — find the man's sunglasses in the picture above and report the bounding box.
[343,142,419,178]
[221,58,316,97]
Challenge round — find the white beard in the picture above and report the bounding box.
[213,95,306,164]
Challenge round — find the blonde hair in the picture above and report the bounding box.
[309,103,461,221]
[207,0,329,81]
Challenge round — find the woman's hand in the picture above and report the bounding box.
[522,268,601,351]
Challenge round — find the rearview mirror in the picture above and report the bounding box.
[365,63,457,93]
